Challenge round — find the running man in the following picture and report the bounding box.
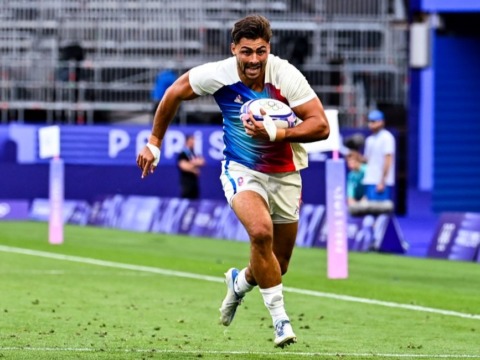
[137,14,329,347]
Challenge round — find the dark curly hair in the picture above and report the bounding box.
[231,14,272,45]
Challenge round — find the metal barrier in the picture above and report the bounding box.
[0,0,408,126]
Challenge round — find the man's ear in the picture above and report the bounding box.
[230,43,236,55]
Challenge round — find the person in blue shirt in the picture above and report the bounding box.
[151,69,177,116]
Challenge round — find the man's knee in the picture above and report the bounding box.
[250,232,273,247]
[249,224,273,249]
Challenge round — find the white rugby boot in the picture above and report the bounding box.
[273,319,297,348]
[219,268,244,326]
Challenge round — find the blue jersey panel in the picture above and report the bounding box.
[214,82,295,173]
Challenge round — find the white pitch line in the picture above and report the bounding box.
[0,347,479,358]
[282,287,480,320]
[0,270,154,276]
[0,245,479,321]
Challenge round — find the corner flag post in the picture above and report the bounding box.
[48,156,64,245]
[325,156,348,279]
[303,109,348,279]
[39,126,64,245]
[324,110,348,279]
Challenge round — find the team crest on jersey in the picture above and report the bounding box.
[234,95,243,104]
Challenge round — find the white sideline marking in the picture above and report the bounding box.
[0,270,66,275]
[0,347,479,358]
[0,270,153,276]
[1,245,479,321]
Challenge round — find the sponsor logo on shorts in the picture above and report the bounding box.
[237,177,244,186]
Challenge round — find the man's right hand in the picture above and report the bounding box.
[136,143,161,179]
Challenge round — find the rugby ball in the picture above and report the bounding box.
[240,98,296,128]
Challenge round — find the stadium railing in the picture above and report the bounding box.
[0,0,408,126]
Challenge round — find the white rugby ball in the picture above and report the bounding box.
[240,98,296,128]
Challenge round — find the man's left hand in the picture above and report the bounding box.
[241,109,277,141]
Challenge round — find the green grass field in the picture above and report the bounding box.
[0,221,479,360]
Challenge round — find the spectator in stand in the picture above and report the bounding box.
[343,132,367,214]
[361,110,395,205]
[151,68,177,117]
[346,151,366,206]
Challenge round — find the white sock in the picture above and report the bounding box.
[259,283,289,325]
[234,268,254,295]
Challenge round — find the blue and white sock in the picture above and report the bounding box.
[234,267,254,295]
[259,283,289,325]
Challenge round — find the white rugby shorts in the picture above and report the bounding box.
[220,160,302,223]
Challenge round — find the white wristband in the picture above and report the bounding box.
[262,114,277,142]
[146,143,161,166]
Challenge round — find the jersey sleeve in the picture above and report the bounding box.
[189,58,237,96]
[383,132,395,155]
[267,56,317,108]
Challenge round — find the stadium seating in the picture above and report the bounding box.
[0,0,408,125]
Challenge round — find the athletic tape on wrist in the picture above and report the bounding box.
[146,143,161,166]
[263,115,277,142]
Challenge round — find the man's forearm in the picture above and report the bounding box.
[149,71,198,147]
[149,97,182,147]
[381,154,392,183]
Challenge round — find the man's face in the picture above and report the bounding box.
[186,136,195,149]
[231,38,270,81]
[368,120,383,133]
[346,155,360,171]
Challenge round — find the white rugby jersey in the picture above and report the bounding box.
[189,54,317,173]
